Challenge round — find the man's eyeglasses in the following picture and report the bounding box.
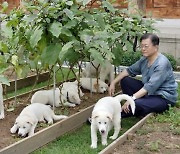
[137,45,150,50]
[140,45,150,49]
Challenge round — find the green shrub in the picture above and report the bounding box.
[118,51,177,70]
[120,51,141,66]
[163,53,177,70]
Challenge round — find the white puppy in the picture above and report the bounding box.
[60,81,84,105]
[82,60,114,84]
[31,88,75,107]
[90,94,135,149]
[0,84,4,119]
[77,78,108,93]
[10,103,68,137]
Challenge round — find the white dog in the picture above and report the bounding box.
[90,94,135,149]
[81,60,114,84]
[10,103,68,137]
[31,88,76,107]
[0,84,4,119]
[77,78,108,93]
[60,81,84,105]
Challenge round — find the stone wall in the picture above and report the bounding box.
[158,33,180,65]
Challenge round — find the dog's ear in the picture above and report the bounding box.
[71,95,76,102]
[92,114,99,119]
[92,115,99,119]
[107,114,113,121]
[26,117,36,125]
[93,83,99,91]
[26,121,33,126]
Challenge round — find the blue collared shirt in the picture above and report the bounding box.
[127,53,178,104]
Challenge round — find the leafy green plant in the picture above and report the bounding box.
[163,53,177,70]
[0,0,156,84]
[148,140,161,152]
[120,51,141,66]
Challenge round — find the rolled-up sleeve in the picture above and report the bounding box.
[127,58,144,77]
[143,65,168,94]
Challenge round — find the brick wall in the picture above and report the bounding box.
[0,0,20,11]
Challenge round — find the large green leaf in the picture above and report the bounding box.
[63,8,74,20]
[62,48,80,64]
[61,27,73,37]
[1,22,13,38]
[11,55,18,66]
[94,14,105,30]
[22,14,37,23]
[125,41,133,52]
[88,48,104,62]
[37,36,47,53]
[15,66,23,78]
[102,1,115,13]
[0,75,10,86]
[0,62,8,74]
[79,29,93,44]
[49,22,62,38]
[112,43,124,66]
[30,26,43,48]
[0,42,8,53]
[41,44,62,65]
[65,20,77,29]
[62,41,74,52]
[59,41,74,60]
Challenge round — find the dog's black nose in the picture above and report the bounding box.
[18,133,23,137]
[101,130,105,134]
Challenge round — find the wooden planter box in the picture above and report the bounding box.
[2,72,50,94]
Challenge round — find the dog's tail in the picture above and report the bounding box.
[53,114,68,121]
[114,94,135,115]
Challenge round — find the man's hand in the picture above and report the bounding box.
[108,83,115,96]
[122,101,130,113]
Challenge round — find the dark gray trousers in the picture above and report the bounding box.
[120,77,171,117]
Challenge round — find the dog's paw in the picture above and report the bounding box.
[109,135,117,140]
[70,104,76,107]
[80,92,84,97]
[47,120,53,125]
[55,104,61,107]
[0,114,4,119]
[10,127,17,134]
[102,141,108,146]
[90,144,97,149]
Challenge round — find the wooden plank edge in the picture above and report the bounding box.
[4,78,76,103]
[3,72,50,93]
[99,113,154,154]
[0,105,94,154]
[4,85,51,103]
